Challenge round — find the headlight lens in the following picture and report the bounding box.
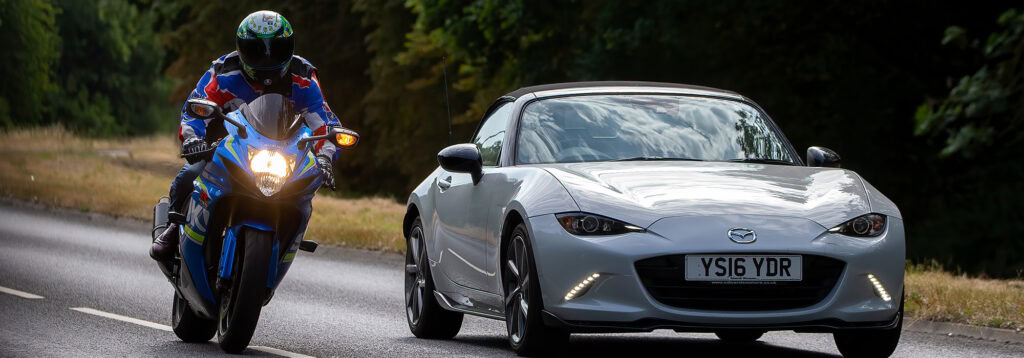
[828,213,886,237]
[249,149,292,196]
[556,213,645,236]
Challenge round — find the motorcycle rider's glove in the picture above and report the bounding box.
[182,138,210,164]
[316,155,336,191]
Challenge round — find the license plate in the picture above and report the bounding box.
[684,255,802,282]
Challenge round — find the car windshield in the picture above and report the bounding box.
[516,95,797,164]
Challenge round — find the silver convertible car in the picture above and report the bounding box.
[403,82,904,357]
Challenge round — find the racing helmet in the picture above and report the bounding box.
[236,10,295,86]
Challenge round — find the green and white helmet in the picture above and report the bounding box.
[236,10,295,86]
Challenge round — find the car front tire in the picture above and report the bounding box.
[405,217,464,339]
[833,294,903,358]
[504,223,569,356]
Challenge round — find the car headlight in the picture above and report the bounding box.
[556,213,645,236]
[828,213,886,237]
[249,149,293,196]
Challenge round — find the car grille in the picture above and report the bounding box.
[634,254,845,311]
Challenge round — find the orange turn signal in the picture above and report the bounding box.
[190,103,213,117]
[336,133,357,147]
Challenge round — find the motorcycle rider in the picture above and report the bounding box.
[150,10,341,261]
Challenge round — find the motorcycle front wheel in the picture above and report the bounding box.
[171,291,216,342]
[217,228,273,353]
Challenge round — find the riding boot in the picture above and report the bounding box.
[150,212,185,261]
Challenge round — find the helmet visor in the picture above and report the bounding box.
[237,36,294,70]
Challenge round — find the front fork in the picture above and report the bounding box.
[215,225,280,300]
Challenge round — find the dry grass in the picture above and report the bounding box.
[0,126,405,252]
[905,262,1024,330]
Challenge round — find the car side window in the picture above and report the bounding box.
[472,102,513,167]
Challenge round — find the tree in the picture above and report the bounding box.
[0,0,61,129]
[915,9,1024,158]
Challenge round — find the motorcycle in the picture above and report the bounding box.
[151,94,358,353]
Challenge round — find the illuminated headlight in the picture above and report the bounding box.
[867,274,892,302]
[249,149,293,196]
[564,273,600,301]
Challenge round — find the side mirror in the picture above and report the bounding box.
[185,99,221,119]
[331,127,359,149]
[185,98,247,138]
[438,144,483,185]
[807,146,841,168]
[298,126,359,149]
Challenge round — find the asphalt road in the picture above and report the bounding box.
[0,202,1021,357]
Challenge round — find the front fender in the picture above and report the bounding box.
[218,223,280,290]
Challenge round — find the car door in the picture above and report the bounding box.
[435,102,515,291]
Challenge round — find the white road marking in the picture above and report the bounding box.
[70,307,172,331]
[250,346,316,358]
[0,285,44,299]
[69,307,315,357]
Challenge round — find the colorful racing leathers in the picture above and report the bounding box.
[178,51,341,161]
[167,52,341,214]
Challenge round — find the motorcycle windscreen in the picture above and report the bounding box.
[241,93,301,140]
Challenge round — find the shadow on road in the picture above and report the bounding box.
[448,334,839,357]
[146,341,287,357]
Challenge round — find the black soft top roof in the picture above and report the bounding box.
[501,81,739,100]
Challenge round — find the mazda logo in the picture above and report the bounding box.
[728,228,756,244]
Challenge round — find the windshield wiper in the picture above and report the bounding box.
[728,158,796,165]
[612,156,702,162]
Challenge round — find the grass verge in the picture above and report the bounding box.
[2,127,1022,330]
[0,127,405,252]
[905,262,1024,330]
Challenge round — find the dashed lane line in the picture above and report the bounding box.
[69,307,172,332]
[250,346,316,358]
[0,285,44,299]
[69,307,315,358]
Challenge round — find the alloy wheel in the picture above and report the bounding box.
[504,234,530,344]
[405,225,427,326]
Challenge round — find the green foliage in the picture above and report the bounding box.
[0,0,175,135]
[0,0,61,128]
[50,0,175,136]
[915,9,1024,158]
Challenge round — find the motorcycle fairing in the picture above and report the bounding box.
[178,108,324,316]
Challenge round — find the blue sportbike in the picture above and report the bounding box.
[151,94,358,353]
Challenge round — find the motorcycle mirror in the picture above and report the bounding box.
[185,99,221,120]
[332,127,359,149]
[297,126,359,150]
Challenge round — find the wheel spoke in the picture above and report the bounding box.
[504,286,520,306]
[520,297,529,316]
[416,286,423,315]
[506,259,519,280]
[406,284,415,308]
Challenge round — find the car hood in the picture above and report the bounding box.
[539,161,872,229]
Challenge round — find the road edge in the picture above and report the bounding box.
[0,195,405,267]
[0,195,148,232]
[904,319,1024,344]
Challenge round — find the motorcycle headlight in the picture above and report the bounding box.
[249,149,293,196]
[556,213,645,236]
[828,213,886,237]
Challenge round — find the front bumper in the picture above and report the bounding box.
[527,214,905,332]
